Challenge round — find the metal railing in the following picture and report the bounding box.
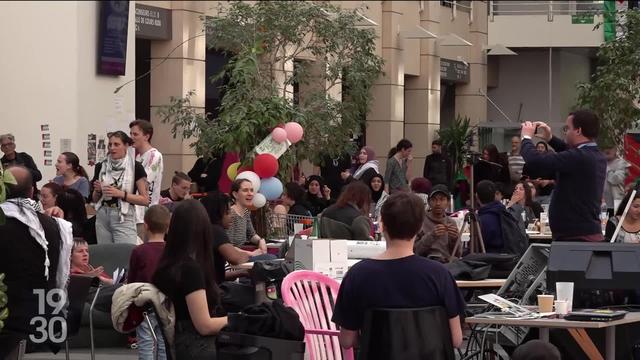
[441,0,474,23]
[489,1,604,21]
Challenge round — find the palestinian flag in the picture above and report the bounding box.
[604,0,639,41]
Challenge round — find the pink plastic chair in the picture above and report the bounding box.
[281,270,355,360]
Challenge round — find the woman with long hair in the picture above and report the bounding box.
[474,144,510,188]
[53,152,90,198]
[605,190,640,243]
[56,188,88,238]
[92,131,149,244]
[226,179,267,253]
[40,182,63,211]
[369,174,388,220]
[506,181,540,224]
[304,175,331,216]
[153,200,228,359]
[320,181,372,240]
[385,139,413,193]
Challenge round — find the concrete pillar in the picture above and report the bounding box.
[367,1,405,172]
[149,1,207,183]
[404,0,442,177]
[455,1,488,126]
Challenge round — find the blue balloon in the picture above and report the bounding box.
[259,177,283,201]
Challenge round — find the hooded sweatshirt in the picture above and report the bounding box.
[477,201,505,253]
[414,211,458,261]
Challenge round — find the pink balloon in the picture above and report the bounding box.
[271,127,288,143]
[284,122,304,144]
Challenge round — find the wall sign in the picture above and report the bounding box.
[98,1,130,76]
[135,4,172,40]
[440,58,470,83]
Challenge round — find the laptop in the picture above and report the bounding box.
[564,309,627,322]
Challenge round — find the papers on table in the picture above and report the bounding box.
[478,294,535,318]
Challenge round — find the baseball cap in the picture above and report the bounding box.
[429,184,450,198]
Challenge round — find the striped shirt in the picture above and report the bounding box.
[508,154,525,182]
[226,208,256,246]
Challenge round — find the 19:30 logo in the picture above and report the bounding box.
[29,289,67,343]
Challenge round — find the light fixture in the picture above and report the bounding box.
[439,33,473,46]
[483,44,517,55]
[397,25,437,39]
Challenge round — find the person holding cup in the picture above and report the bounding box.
[92,131,149,244]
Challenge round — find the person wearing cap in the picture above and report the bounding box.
[414,184,459,262]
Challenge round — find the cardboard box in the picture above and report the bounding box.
[330,240,348,263]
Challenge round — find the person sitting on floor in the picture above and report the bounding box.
[414,184,459,262]
[332,192,465,350]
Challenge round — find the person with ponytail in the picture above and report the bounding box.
[53,151,90,198]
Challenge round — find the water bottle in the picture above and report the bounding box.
[310,217,319,239]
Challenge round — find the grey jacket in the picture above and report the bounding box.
[604,157,629,209]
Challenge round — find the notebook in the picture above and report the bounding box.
[564,309,627,322]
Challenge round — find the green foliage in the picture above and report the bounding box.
[576,9,640,149]
[0,162,16,225]
[158,1,383,178]
[436,115,475,177]
[0,273,8,331]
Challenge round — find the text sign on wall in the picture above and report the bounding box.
[440,58,470,83]
[135,4,171,40]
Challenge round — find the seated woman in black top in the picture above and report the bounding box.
[304,175,332,216]
[282,182,312,216]
[56,188,90,239]
[152,199,228,360]
[332,192,465,350]
[200,191,262,282]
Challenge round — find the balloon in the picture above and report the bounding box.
[284,122,304,144]
[253,153,279,178]
[236,171,261,192]
[226,162,241,180]
[253,193,267,208]
[259,177,283,201]
[271,127,288,143]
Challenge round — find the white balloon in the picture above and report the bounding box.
[253,193,267,208]
[236,171,261,192]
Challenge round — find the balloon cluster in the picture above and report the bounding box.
[225,122,303,209]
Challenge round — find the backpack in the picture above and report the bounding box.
[499,206,529,256]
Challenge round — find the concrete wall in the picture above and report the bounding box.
[0,1,136,186]
[486,48,591,150]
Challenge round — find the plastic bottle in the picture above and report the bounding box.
[310,217,319,239]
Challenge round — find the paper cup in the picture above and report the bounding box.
[101,181,112,200]
[537,294,554,313]
[555,300,568,316]
[556,282,574,312]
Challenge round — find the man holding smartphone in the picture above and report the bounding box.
[519,110,606,242]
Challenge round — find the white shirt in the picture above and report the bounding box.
[134,147,163,224]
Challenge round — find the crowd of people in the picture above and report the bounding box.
[0,108,637,358]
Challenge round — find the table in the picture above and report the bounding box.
[466,312,640,360]
[528,232,553,242]
[456,279,506,288]
[231,262,505,289]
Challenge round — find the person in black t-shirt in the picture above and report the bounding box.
[152,200,228,360]
[332,192,465,350]
[160,171,192,202]
[91,131,149,244]
[200,191,262,283]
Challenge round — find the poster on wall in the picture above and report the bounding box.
[60,139,72,153]
[97,1,130,76]
[40,123,52,166]
[88,134,97,166]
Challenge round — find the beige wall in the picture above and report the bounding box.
[0,1,136,185]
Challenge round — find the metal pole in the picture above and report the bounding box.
[548,47,552,121]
